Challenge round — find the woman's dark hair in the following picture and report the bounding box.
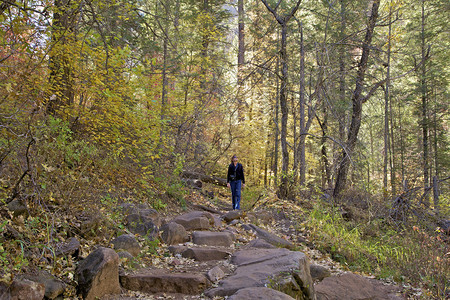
[231,154,238,163]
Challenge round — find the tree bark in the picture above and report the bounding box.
[333,0,380,197]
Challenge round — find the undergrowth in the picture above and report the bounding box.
[306,200,449,299]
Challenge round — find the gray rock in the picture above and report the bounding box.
[228,287,296,300]
[182,247,231,261]
[20,271,66,299]
[246,238,276,249]
[168,245,189,255]
[247,224,294,249]
[7,199,28,218]
[172,211,215,230]
[207,266,226,282]
[112,234,140,257]
[9,278,45,300]
[223,210,243,223]
[160,222,190,245]
[315,273,403,300]
[120,270,209,294]
[75,247,121,300]
[55,237,80,258]
[126,214,159,238]
[117,250,134,260]
[205,248,314,299]
[310,264,331,282]
[192,231,234,247]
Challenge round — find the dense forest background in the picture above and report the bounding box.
[0,0,449,298]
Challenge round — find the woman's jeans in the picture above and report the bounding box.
[230,180,241,210]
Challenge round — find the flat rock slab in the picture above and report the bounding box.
[205,248,314,299]
[246,224,294,249]
[245,238,276,249]
[228,287,296,300]
[182,247,231,261]
[120,269,209,295]
[192,231,234,247]
[315,273,403,300]
[172,211,215,230]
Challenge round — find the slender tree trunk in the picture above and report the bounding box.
[279,23,290,198]
[333,0,380,197]
[383,4,392,197]
[273,52,280,187]
[261,0,302,198]
[237,0,245,121]
[159,37,168,143]
[338,0,347,142]
[420,0,429,206]
[298,22,306,186]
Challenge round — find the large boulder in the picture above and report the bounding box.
[181,247,231,261]
[205,248,315,299]
[172,211,215,230]
[315,273,402,300]
[120,269,209,295]
[192,231,234,247]
[228,287,296,300]
[75,247,121,300]
[160,222,190,245]
[245,224,294,249]
[112,234,140,257]
[8,278,45,300]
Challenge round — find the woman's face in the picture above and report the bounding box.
[232,157,238,164]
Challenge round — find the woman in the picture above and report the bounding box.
[227,155,245,210]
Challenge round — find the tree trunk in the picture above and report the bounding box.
[338,0,347,142]
[279,23,289,198]
[298,22,306,186]
[261,0,302,198]
[159,36,168,143]
[273,51,280,187]
[420,0,429,207]
[383,4,392,197]
[47,0,77,116]
[237,0,245,121]
[333,0,380,197]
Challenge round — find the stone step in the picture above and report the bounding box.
[192,231,234,247]
[181,247,232,261]
[120,269,209,295]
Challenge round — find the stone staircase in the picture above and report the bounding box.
[71,205,404,300]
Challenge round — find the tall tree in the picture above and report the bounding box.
[261,0,302,198]
[333,0,380,197]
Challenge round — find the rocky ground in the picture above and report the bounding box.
[0,188,413,300]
